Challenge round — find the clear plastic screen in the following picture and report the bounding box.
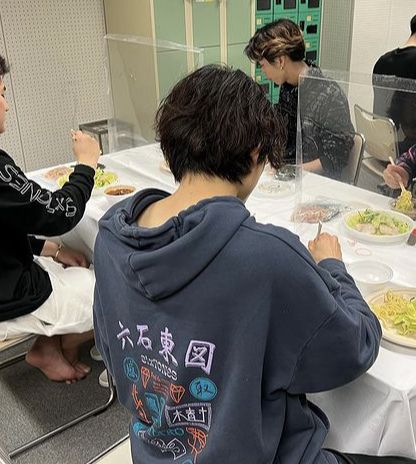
[104,34,203,152]
[294,69,416,245]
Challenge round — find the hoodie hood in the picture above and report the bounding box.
[98,188,250,301]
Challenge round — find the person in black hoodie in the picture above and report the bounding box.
[373,15,416,154]
[93,65,415,464]
[245,19,354,180]
[0,55,101,383]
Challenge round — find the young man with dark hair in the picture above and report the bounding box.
[93,64,415,463]
[0,54,101,382]
[245,19,354,181]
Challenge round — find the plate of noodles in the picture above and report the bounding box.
[57,167,118,195]
[366,288,416,348]
[390,188,416,219]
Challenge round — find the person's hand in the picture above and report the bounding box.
[308,232,342,264]
[55,245,89,268]
[383,164,409,189]
[71,130,101,170]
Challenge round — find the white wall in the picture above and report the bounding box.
[0,0,108,171]
[350,0,415,76]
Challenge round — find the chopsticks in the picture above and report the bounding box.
[315,220,323,239]
[388,156,406,193]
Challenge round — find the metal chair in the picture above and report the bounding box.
[354,104,399,180]
[341,132,365,185]
[0,337,116,459]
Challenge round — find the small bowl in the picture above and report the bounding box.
[347,260,393,296]
[104,184,136,205]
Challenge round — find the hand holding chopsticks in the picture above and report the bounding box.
[388,156,406,193]
[315,220,323,239]
[308,226,342,263]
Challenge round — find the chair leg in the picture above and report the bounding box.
[0,352,27,369]
[0,352,116,459]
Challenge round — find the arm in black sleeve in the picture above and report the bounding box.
[316,88,355,178]
[0,155,94,236]
[28,236,46,256]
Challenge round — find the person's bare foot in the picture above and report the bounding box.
[25,335,86,382]
[61,332,93,375]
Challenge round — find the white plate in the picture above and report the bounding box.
[253,180,295,198]
[366,288,416,349]
[343,209,414,244]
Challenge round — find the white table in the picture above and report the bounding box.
[29,143,416,458]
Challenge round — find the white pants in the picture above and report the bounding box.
[0,257,95,341]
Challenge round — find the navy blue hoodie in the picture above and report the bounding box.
[93,189,382,464]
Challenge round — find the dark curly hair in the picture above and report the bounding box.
[245,19,305,64]
[0,54,9,78]
[155,64,286,183]
[411,15,416,35]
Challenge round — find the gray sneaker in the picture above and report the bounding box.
[90,345,103,362]
[99,369,116,388]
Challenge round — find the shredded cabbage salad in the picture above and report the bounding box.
[346,209,410,235]
[57,168,118,189]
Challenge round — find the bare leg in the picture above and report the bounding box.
[61,331,94,374]
[25,335,85,383]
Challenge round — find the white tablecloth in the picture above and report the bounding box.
[29,143,416,458]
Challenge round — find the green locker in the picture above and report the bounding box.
[255,14,273,30]
[305,38,319,63]
[298,10,321,41]
[255,65,267,83]
[273,11,298,22]
[258,80,272,100]
[192,1,221,48]
[256,0,273,16]
[298,0,321,13]
[274,0,298,16]
[271,82,280,103]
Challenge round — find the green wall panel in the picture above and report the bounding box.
[228,43,251,75]
[153,0,186,44]
[227,0,252,44]
[201,46,221,65]
[192,1,220,47]
[157,50,188,101]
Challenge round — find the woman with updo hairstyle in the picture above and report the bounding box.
[245,19,355,180]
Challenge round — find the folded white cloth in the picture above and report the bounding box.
[0,256,94,340]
